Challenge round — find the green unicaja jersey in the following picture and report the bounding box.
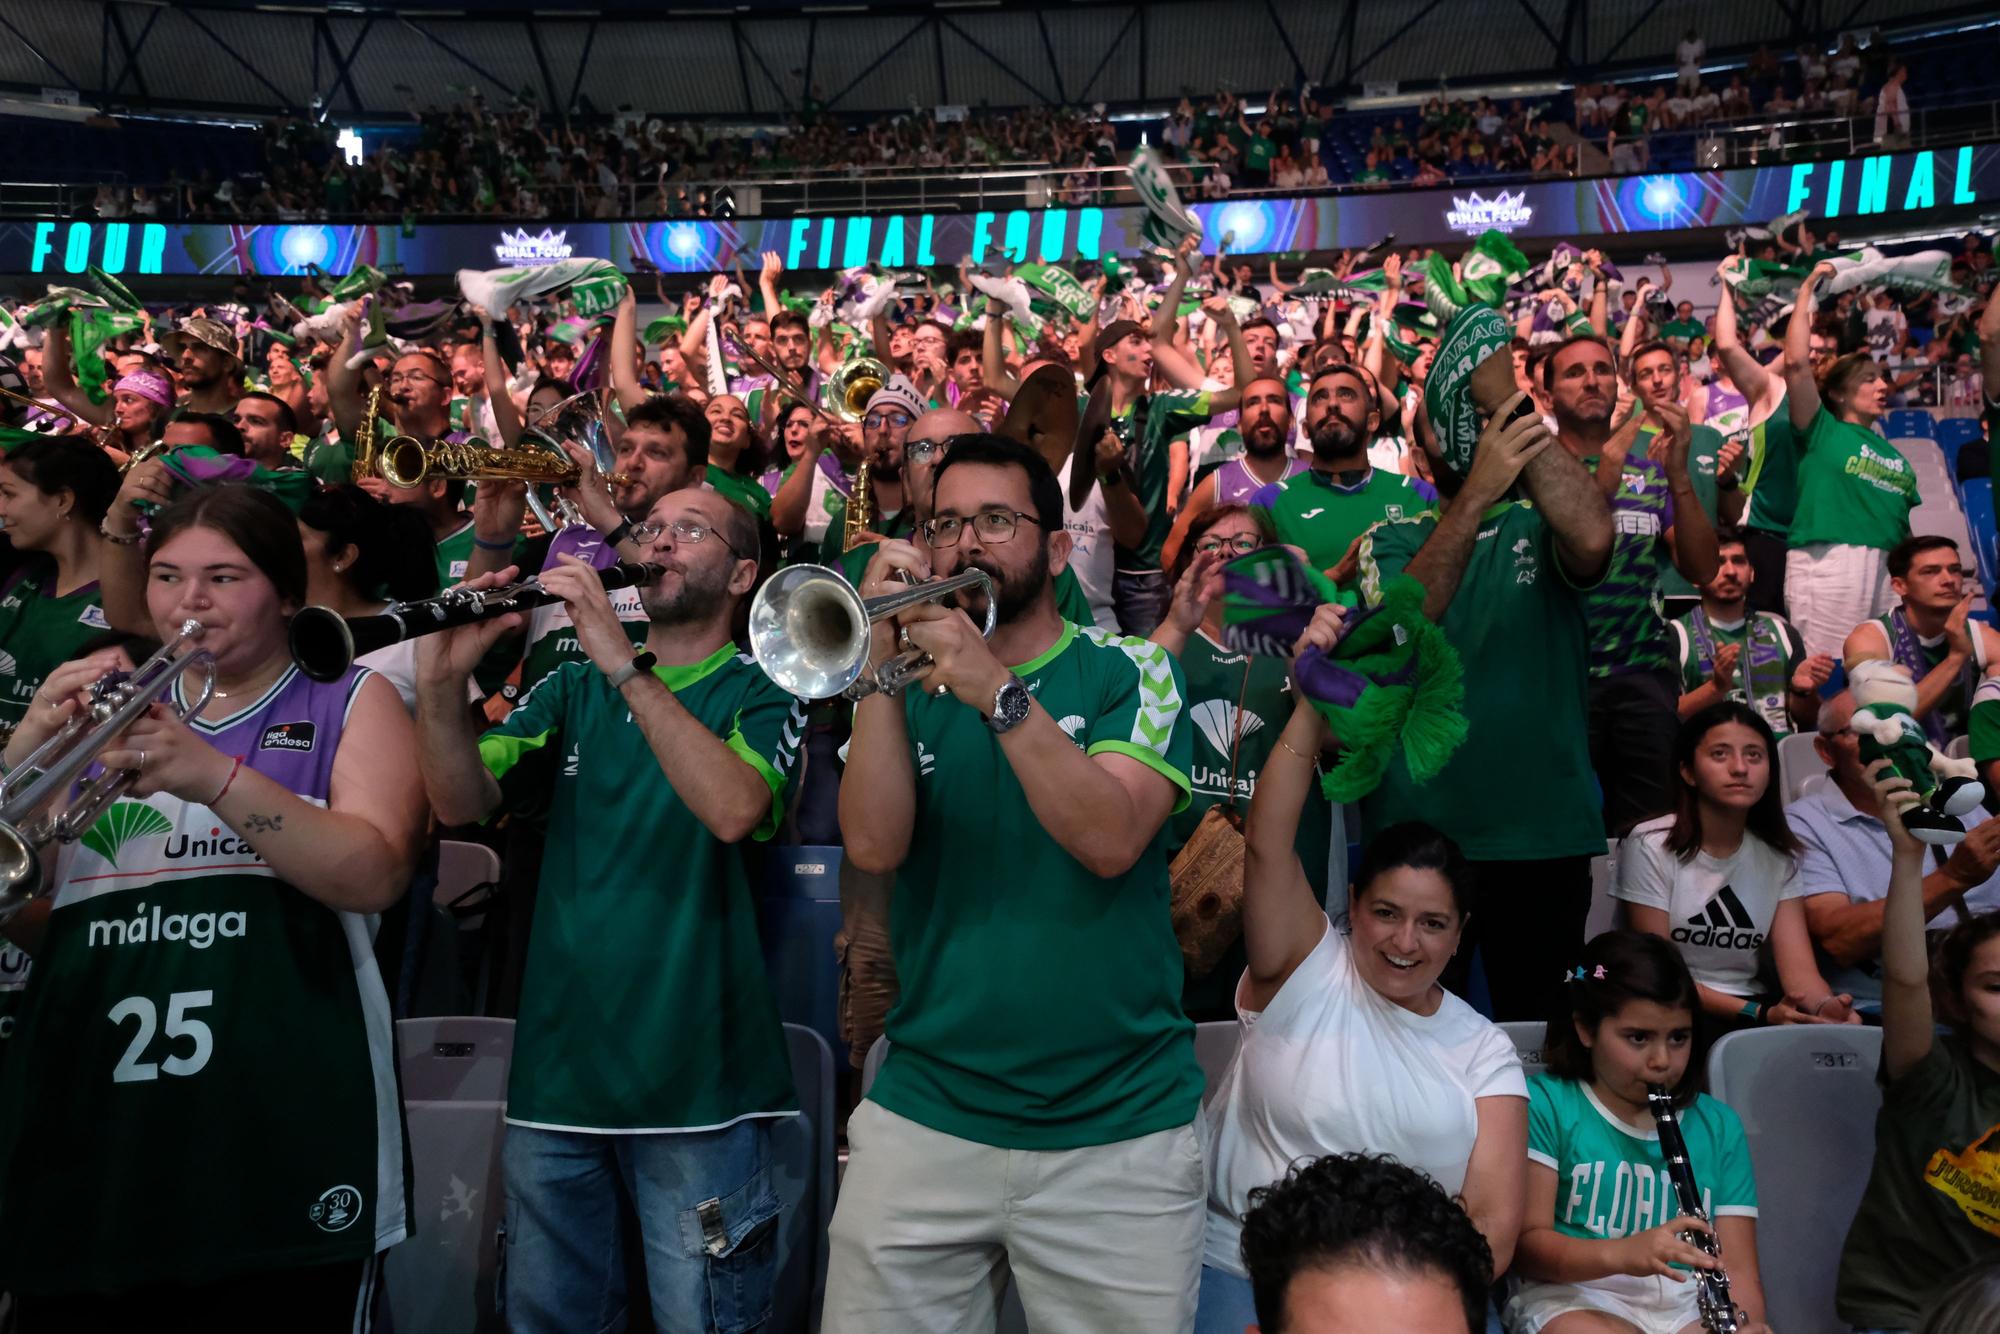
[478,647,804,1132]
[1357,501,1606,860]
[1101,388,1215,571]
[1789,407,1918,551]
[0,668,407,1293]
[1249,466,1439,573]
[435,517,477,586]
[1742,397,1802,534]
[1171,631,1332,1017]
[870,621,1204,1149]
[1628,422,1722,600]
[514,526,651,705]
[0,565,108,728]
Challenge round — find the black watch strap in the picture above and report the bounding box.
[604,518,634,547]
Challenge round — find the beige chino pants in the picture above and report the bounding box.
[822,1102,1205,1334]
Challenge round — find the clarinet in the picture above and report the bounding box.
[1646,1085,1743,1334]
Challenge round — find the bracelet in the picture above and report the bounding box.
[1738,1000,1764,1023]
[1807,994,1837,1016]
[100,522,143,546]
[1276,735,1315,763]
[209,756,244,807]
[472,533,516,552]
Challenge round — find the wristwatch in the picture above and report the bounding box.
[602,518,634,547]
[986,674,1032,734]
[606,649,657,689]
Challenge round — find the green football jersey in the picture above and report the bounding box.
[870,622,1205,1150]
[1170,631,1333,1017]
[1249,466,1438,573]
[1627,422,1722,600]
[0,668,407,1292]
[1742,396,1802,535]
[479,647,803,1132]
[1357,501,1605,861]
[1789,408,1918,551]
[514,526,650,705]
[0,565,109,728]
[435,517,477,586]
[1101,389,1215,571]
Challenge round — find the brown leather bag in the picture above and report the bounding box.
[1169,663,1251,979]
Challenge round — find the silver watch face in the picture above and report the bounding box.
[992,678,1031,730]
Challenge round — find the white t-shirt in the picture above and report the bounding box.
[1057,457,1117,630]
[1612,815,1803,997]
[1202,917,1525,1276]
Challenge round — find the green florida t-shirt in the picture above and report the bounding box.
[1357,500,1606,861]
[0,566,108,729]
[1788,407,1919,550]
[1250,466,1439,573]
[479,648,805,1132]
[870,621,1204,1150]
[1837,1035,2000,1326]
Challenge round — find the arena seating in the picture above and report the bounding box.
[1882,409,1938,439]
[1706,1026,1886,1334]
[1778,731,1833,803]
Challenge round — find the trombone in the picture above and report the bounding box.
[0,621,215,922]
[0,384,122,458]
[729,339,887,427]
[748,564,996,700]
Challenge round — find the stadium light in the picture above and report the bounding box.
[337,127,364,166]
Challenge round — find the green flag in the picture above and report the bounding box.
[72,308,142,404]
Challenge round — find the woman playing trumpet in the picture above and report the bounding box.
[0,485,424,1330]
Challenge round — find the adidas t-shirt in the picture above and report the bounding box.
[1612,815,1803,997]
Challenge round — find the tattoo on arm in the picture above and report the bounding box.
[243,813,284,833]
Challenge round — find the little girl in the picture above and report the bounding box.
[1508,931,1774,1334]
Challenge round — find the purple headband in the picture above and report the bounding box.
[114,370,175,410]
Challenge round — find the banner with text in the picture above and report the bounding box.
[0,144,1989,279]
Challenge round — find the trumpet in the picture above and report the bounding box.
[289,562,664,682]
[748,564,996,700]
[0,621,215,923]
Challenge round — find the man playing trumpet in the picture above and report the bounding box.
[825,434,1204,1332]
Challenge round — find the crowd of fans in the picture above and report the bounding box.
[1,203,1997,1331]
[70,25,1938,225]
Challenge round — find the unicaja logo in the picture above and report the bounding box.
[1444,190,1533,235]
[494,227,574,265]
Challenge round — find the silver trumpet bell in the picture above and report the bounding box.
[748,564,997,700]
[0,620,215,923]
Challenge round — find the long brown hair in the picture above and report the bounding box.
[1666,702,1801,863]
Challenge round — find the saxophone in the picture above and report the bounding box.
[1646,1086,1743,1334]
[351,384,385,481]
[842,455,873,551]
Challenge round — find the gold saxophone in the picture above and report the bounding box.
[842,455,872,551]
[352,385,386,481]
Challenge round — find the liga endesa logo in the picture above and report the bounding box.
[1444,189,1533,235]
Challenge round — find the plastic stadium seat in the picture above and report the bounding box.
[1778,732,1831,805]
[389,1017,514,1334]
[1938,417,1984,452]
[1706,1026,1884,1334]
[1881,409,1936,439]
[1498,1020,1547,1075]
[773,1023,836,1334]
[1960,478,1998,600]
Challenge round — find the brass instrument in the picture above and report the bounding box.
[352,384,387,480]
[748,564,997,700]
[0,383,78,434]
[1647,1085,1744,1333]
[0,621,215,922]
[0,384,124,458]
[519,391,631,533]
[842,455,873,552]
[291,562,663,681]
[824,357,887,423]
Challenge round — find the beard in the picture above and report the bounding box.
[1309,415,1365,464]
[641,559,731,626]
[1244,421,1289,458]
[959,543,1048,627]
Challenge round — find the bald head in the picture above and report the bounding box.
[1818,690,1855,734]
[910,406,978,445]
[907,406,977,517]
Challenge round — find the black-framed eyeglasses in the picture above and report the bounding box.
[631,517,747,557]
[864,411,913,430]
[1195,534,1260,556]
[920,510,1039,548]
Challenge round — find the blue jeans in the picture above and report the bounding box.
[1194,1264,1257,1334]
[500,1118,782,1334]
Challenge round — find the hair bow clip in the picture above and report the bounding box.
[1591,965,1607,981]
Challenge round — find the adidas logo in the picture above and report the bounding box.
[1671,885,1765,951]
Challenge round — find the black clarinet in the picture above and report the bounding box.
[288,562,664,681]
[1645,1085,1742,1334]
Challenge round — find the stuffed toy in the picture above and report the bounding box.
[1849,659,1985,843]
